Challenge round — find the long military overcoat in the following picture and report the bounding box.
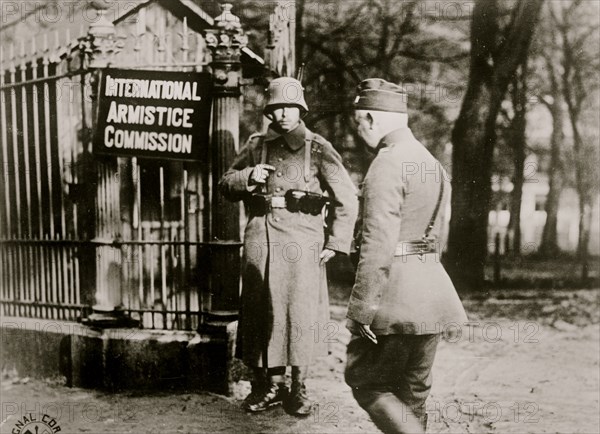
[220,121,358,367]
[347,128,467,336]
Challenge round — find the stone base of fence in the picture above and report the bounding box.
[0,316,240,395]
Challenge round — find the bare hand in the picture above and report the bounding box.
[319,248,336,265]
[249,164,276,184]
[358,323,378,344]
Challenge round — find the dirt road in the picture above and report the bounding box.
[2,289,599,433]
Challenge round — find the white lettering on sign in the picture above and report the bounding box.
[104,126,192,154]
[95,69,211,161]
[105,102,194,128]
[104,75,202,101]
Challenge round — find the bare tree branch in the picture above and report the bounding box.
[322,1,370,38]
[303,38,362,83]
[388,1,417,60]
[495,0,544,85]
[396,49,470,63]
[377,0,391,65]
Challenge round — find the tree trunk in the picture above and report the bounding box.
[445,0,544,292]
[508,65,528,256]
[510,150,524,256]
[539,94,564,256]
[578,198,591,282]
[557,1,593,283]
[447,78,502,291]
[566,103,590,282]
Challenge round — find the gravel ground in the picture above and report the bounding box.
[1,289,599,434]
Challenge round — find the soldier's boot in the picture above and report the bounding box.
[361,393,424,434]
[242,368,267,411]
[245,367,288,413]
[284,366,313,417]
[245,383,288,412]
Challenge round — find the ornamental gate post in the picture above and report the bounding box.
[205,4,248,316]
[84,1,132,326]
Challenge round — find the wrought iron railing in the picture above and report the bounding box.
[0,9,241,331]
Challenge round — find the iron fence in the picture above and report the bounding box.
[1,10,241,331]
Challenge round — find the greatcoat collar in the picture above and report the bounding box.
[265,120,307,151]
[378,127,415,151]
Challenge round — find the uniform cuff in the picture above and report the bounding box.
[325,237,352,255]
[239,167,257,192]
[345,318,361,335]
[346,295,377,325]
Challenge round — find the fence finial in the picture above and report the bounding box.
[214,3,241,30]
[19,39,26,69]
[31,36,37,58]
[266,1,296,77]
[42,33,49,60]
[205,3,248,84]
[88,0,114,36]
[87,0,122,67]
[9,42,16,73]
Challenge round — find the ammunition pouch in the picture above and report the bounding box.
[246,190,340,216]
[246,194,270,216]
[285,189,339,215]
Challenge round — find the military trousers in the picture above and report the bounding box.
[345,333,439,433]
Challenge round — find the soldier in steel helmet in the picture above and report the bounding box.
[345,78,468,433]
[220,77,358,416]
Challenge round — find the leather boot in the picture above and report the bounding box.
[245,382,288,413]
[242,375,266,411]
[284,367,312,416]
[284,381,313,416]
[243,367,272,410]
[363,393,424,434]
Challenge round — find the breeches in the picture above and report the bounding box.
[345,334,439,433]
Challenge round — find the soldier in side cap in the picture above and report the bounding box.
[220,77,358,416]
[345,78,468,433]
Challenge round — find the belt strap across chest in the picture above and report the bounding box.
[303,131,312,183]
[394,170,445,257]
[261,130,314,185]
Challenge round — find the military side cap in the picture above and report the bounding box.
[354,78,407,113]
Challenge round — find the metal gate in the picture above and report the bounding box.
[1,1,249,330]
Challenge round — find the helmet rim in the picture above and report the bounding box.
[263,77,309,115]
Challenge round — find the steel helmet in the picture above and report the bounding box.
[264,77,309,115]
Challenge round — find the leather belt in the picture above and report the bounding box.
[247,190,337,215]
[394,239,438,256]
[270,196,286,208]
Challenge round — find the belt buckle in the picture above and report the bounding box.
[418,236,436,260]
[271,196,286,208]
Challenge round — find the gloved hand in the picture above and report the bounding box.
[357,323,378,344]
[319,248,336,264]
[249,164,275,185]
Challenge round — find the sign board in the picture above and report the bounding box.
[93,68,212,161]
